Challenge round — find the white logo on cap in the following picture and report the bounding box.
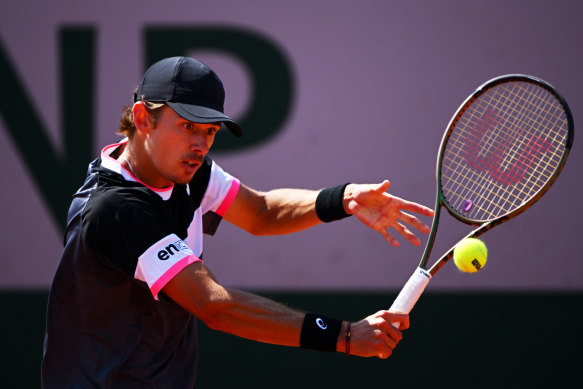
[316,318,327,330]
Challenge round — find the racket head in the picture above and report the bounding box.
[418,75,573,270]
[437,74,573,225]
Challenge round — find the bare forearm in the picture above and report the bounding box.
[202,288,304,346]
[164,263,409,358]
[164,263,304,346]
[204,291,409,360]
[260,188,321,233]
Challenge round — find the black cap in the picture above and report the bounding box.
[134,56,242,137]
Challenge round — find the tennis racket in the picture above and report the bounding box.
[389,74,574,324]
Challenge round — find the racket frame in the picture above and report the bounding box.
[419,74,574,275]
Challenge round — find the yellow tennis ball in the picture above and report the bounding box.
[453,238,488,273]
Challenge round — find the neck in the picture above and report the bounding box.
[117,143,173,189]
[118,144,141,181]
[120,155,137,176]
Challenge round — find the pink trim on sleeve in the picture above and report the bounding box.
[215,178,240,216]
[150,254,202,300]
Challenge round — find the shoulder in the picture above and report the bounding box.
[82,177,160,239]
[80,181,167,274]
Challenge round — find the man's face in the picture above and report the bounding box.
[144,106,220,187]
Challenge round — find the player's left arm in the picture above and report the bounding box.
[223,180,434,245]
[162,260,409,358]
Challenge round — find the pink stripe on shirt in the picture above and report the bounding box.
[215,178,240,216]
[150,254,201,300]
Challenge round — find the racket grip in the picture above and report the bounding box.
[389,267,432,328]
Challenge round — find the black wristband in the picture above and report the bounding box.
[315,183,351,223]
[299,313,342,352]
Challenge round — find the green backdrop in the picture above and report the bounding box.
[2,291,581,388]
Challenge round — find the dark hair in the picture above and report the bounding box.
[117,93,165,138]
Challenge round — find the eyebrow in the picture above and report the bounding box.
[177,116,221,129]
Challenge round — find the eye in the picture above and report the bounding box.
[183,122,194,130]
[207,127,219,136]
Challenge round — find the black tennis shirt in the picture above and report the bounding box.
[42,140,240,388]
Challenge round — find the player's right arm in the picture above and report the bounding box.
[162,261,409,359]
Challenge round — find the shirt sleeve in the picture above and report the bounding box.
[134,234,201,300]
[82,188,202,300]
[199,161,240,235]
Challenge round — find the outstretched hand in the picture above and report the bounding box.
[344,180,434,247]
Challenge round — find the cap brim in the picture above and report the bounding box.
[167,102,242,137]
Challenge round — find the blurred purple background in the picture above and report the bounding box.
[1,0,581,291]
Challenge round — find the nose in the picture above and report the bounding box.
[190,132,211,153]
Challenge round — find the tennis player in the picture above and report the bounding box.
[41,56,434,388]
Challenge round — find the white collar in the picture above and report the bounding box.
[99,139,174,201]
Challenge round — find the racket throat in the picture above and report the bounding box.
[419,204,442,268]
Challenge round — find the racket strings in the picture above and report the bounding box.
[489,83,568,148]
[450,95,560,195]
[444,123,559,217]
[469,85,567,167]
[440,81,569,221]
[446,84,565,217]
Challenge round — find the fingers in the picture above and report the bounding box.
[399,211,430,233]
[377,180,391,193]
[380,222,422,247]
[349,181,434,247]
[381,311,410,330]
[378,316,408,359]
[393,221,421,246]
[400,198,435,218]
[363,327,401,359]
[380,229,400,247]
[376,333,395,359]
[386,199,433,246]
[380,213,429,247]
[350,311,409,359]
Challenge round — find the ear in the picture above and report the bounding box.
[132,102,154,134]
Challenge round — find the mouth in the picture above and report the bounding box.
[181,153,204,173]
[182,160,200,173]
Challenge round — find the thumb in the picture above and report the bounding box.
[377,180,391,193]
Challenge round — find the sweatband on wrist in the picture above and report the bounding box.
[300,313,342,352]
[315,183,351,223]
